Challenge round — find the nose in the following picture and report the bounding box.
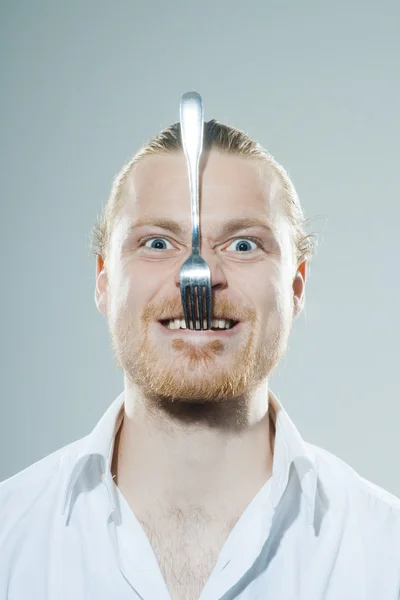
[174,247,228,292]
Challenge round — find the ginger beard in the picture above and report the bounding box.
[108,295,293,406]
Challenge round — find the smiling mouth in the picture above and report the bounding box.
[159,318,239,331]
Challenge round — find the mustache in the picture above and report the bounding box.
[141,297,256,325]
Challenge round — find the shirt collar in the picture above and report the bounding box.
[268,390,318,525]
[61,391,125,524]
[61,389,318,527]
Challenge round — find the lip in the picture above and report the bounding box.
[155,320,244,338]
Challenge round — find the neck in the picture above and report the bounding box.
[111,378,275,519]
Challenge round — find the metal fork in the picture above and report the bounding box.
[179,91,212,331]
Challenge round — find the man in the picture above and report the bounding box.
[1,119,399,600]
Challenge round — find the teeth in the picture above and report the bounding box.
[165,318,234,329]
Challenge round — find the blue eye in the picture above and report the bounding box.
[225,239,258,252]
[144,237,174,250]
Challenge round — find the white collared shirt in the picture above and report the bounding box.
[1,390,400,599]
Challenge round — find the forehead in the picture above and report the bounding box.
[118,149,285,228]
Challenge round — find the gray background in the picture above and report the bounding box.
[1,1,399,496]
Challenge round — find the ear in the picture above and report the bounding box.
[95,255,108,316]
[292,260,306,318]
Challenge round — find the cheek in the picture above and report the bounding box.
[274,275,294,317]
[249,264,282,300]
[113,271,163,330]
[107,277,136,327]
[254,267,293,320]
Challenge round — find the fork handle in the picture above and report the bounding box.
[180,91,204,254]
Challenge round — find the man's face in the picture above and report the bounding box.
[96,150,304,404]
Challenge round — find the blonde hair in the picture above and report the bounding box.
[89,119,317,267]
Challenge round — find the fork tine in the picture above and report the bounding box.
[181,285,190,329]
[198,285,204,330]
[205,284,212,330]
[189,286,196,329]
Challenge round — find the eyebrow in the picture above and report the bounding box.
[127,216,278,240]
